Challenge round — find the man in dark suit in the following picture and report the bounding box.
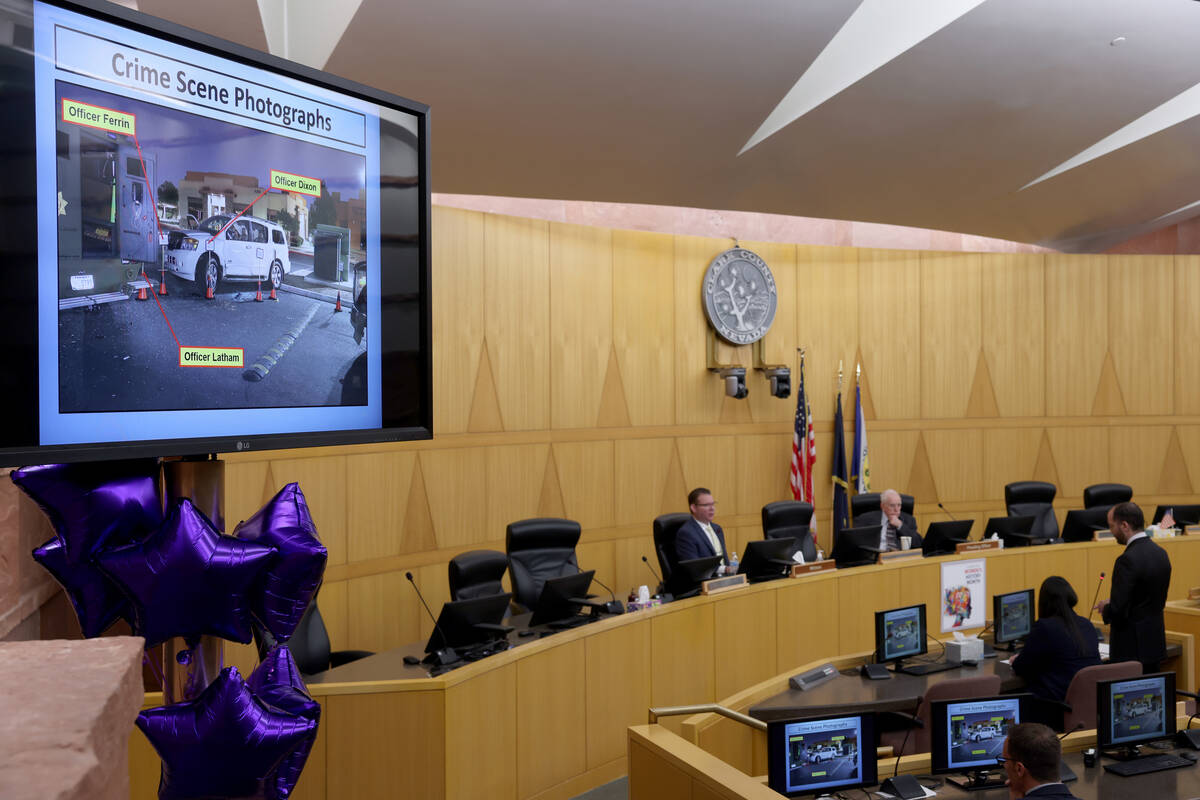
[1001,723,1079,800]
[1096,501,1172,672]
[854,488,922,552]
[675,487,728,570]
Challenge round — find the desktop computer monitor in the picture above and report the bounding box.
[424,592,513,654]
[923,520,973,556]
[931,694,1031,790]
[993,589,1034,649]
[874,604,927,666]
[737,538,795,583]
[1097,672,1176,753]
[832,525,882,568]
[1153,505,1200,527]
[528,570,595,627]
[983,516,1037,547]
[1061,507,1111,542]
[767,712,877,797]
[669,555,722,598]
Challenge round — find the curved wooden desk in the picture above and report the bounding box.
[125,537,1200,800]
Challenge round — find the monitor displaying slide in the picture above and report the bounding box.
[934,696,1022,772]
[994,589,1033,645]
[767,714,876,797]
[1098,673,1175,749]
[875,604,926,663]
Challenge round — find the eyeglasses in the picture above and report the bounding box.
[696,502,717,508]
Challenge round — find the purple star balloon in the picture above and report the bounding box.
[234,483,327,642]
[14,460,162,637]
[137,666,317,800]
[98,499,276,647]
[248,647,320,799]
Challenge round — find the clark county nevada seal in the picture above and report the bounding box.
[701,248,778,345]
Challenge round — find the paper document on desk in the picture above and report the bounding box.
[1099,643,1110,659]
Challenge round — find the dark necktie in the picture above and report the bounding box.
[886,524,900,551]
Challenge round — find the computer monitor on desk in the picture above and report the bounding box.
[992,589,1034,651]
[528,570,596,627]
[424,592,514,658]
[670,555,721,598]
[873,604,928,673]
[1097,672,1176,758]
[923,520,974,556]
[1153,505,1200,527]
[1061,507,1111,542]
[983,515,1037,547]
[931,694,1032,790]
[738,538,794,583]
[766,712,877,797]
[832,525,882,568]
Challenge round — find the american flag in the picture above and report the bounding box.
[789,357,816,510]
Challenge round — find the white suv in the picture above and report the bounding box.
[809,745,840,763]
[165,215,291,295]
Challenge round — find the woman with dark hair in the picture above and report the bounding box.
[1011,576,1102,702]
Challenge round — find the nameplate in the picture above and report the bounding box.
[791,560,836,577]
[1187,525,1200,536]
[957,540,1000,553]
[1188,586,1200,601]
[701,573,748,595]
[877,548,923,564]
[1093,531,1115,541]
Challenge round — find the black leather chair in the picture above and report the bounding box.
[448,549,509,601]
[1082,483,1132,510]
[850,492,914,523]
[652,512,692,595]
[505,517,582,612]
[1004,481,1060,543]
[761,501,817,562]
[255,599,373,678]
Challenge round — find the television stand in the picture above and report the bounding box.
[947,769,1006,791]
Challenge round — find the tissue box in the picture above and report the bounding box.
[946,637,984,664]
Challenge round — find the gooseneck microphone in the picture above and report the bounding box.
[405,571,458,666]
[1060,721,1085,740]
[642,555,664,589]
[590,575,626,615]
[937,502,958,521]
[1088,572,1106,622]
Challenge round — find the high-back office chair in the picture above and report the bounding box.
[879,674,1002,757]
[761,501,817,562]
[1082,483,1132,510]
[505,517,582,612]
[850,492,915,523]
[1058,661,1142,733]
[258,599,374,678]
[448,549,509,601]
[1004,481,1060,543]
[652,512,693,595]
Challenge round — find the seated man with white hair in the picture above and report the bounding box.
[855,489,922,552]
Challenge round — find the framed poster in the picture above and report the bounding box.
[941,558,986,632]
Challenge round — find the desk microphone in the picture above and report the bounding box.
[937,502,957,521]
[642,555,664,591]
[1088,572,1106,623]
[405,571,459,666]
[1060,721,1085,740]
[590,575,626,615]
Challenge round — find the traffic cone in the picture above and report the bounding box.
[269,284,278,301]
[205,284,214,300]
[255,281,263,302]
[136,285,148,300]
[158,268,168,296]
[334,291,343,312]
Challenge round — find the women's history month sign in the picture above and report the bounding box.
[940,558,986,632]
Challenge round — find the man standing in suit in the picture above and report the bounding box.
[1096,501,1172,672]
[675,487,728,570]
[855,489,922,552]
[1001,723,1080,800]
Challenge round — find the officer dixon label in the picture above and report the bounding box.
[270,169,322,197]
[179,347,244,368]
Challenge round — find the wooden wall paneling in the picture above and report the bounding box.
[419,447,489,549]
[1044,427,1111,500]
[676,434,741,517]
[981,428,1045,505]
[517,640,588,797]
[485,443,552,538]
[713,590,779,698]
[1021,547,1088,605]
[837,569,899,654]
[1044,254,1108,417]
[1109,255,1173,415]
[675,234,741,425]
[415,561,453,641]
[290,698,327,800]
[651,604,716,731]
[346,571,420,653]
[317,579,349,653]
[552,441,616,529]
[857,249,921,420]
[223,459,270,533]
[734,433,792,520]
[224,638,259,677]
[897,561,942,620]
[326,690,445,800]
[612,229,676,426]
[985,552,1027,599]
[1086,544,1122,611]
[981,254,1045,417]
[614,535,658,602]
[576,538,616,600]
[628,740,692,800]
[725,526,761,567]
[345,451,416,562]
[745,240,797,424]
[586,619,652,768]
[550,222,614,430]
[1175,257,1200,415]
[129,713,160,800]
[446,665,518,799]
[861,430,921,503]
[775,576,841,670]
[615,438,677,527]
[922,429,984,504]
[267,456,348,567]
[920,253,981,419]
[1108,426,1175,497]
[1163,539,1200,601]
[795,246,858,423]
[484,214,551,431]
[1173,425,1200,496]
[432,207,485,434]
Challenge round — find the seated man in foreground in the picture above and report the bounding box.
[1001,723,1079,800]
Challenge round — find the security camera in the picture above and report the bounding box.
[718,367,748,399]
[764,366,791,399]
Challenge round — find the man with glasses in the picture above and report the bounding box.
[676,487,729,572]
[999,723,1079,799]
[855,488,922,552]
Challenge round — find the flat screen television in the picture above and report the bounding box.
[1097,672,1176,754]
[0,0,431,465]
[766,712,877,797]
[930,694,1032,790]
[992,589,1034,649]
[874,604,927,667]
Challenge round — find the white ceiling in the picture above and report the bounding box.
[138,0,1200,252]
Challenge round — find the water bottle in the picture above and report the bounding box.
[727,550,740,575]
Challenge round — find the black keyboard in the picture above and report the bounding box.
[1104,753,1195,777]
[898,660,959,676]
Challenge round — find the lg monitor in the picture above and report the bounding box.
[737,538,794,583]
[992,589,1034,650]
[874,604,927,668]
[0,0,431,465]
[832,525,882,568]
[1061,508,1112,542]
[1097,672,1176,756]
[766,712,877,797]
[528,569,595,627]
[931,694,1031,790]
[424,592,513,656]
[923,520,974,556]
